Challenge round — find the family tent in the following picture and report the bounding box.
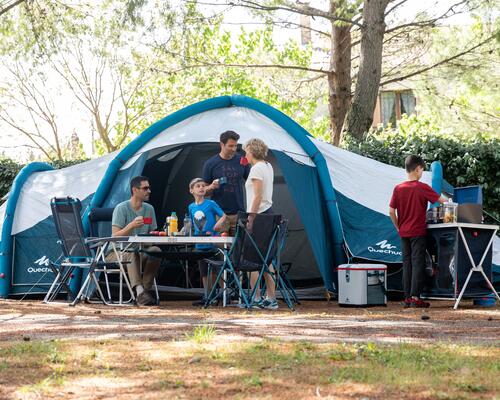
[1,95,497,299]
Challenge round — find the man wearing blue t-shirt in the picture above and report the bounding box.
[203,130,250,236]
[188,178,226,305]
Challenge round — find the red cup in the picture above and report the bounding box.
[143,217,153,224]
[240,156,249,166]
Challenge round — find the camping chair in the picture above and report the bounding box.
[269,219,300,308]
[44,197,134,306]
[204,212,284,309]
[88,207,114,237]
[87,207,119,302]
[89,206,165,304]
[256,218,298,309]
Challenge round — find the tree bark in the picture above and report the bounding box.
[93,109,116,152]
[328,1,351,146]
[343,0,389,141]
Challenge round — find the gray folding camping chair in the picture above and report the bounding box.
[44,197,134,306]
[90,206,171,305]
[88,207,117,302]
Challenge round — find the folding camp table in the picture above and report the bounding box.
[426,222,499,309]
[104,235,234,305]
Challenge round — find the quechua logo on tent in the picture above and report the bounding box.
[367,240,401,256]
[27,256,52,274]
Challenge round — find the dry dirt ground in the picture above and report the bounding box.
[1,299,499,400]
[1,299,499,344]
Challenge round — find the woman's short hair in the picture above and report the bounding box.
[244,138,268,160]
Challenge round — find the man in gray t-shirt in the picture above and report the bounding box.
[112,200,157,236]
[106,176,161,306]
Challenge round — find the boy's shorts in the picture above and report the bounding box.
[198,259,209,278]
[195,249,219,278]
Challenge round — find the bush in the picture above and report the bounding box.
[343,115,500,222]
[0,159,23,201]
[0,158,87,201]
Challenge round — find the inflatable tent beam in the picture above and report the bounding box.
[81,96,233,232]
[83,95,345,293]
[0,162,54,298]
[430,161,443,207]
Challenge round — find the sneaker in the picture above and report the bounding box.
[136,290,156,306]
[149,290,159,305]
[192,297,208,307]
[403,298,412,308]
[260,298,279,310]
[251,298,264,309]
[410,298,430,308]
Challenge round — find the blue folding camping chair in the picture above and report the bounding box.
[204,212,294,309]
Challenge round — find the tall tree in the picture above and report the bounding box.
[329,1,352,146]
[0,0,168,158]
[141,3,327,138]
[195,0,496,143]
[343,0,389,139]
[0,62,64,160]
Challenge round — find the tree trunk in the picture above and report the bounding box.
[93,109,116,152]
[343,0,389,141]
[328,0,352,146]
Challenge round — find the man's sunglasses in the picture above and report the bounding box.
[138,186,151,191]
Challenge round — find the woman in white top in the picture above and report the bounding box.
[243,138,277,310]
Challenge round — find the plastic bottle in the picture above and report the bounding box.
[170,212,178,236]
[165,216,171,235]
[183,214,192,236]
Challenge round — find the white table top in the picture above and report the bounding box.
[427,222,499,230]
[107,235,234,244]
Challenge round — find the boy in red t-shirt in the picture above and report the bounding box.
[389,155,446,308]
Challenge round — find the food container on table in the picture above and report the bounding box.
[443,200,458,223]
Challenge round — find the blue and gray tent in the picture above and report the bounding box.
[0,95,498,298]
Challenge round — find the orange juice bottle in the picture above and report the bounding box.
[170,212,178,235]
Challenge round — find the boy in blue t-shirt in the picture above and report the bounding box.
[188,178,226,305]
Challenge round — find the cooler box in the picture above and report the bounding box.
[454,185,482,205]
[338,264,387,306]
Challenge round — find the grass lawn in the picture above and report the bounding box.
[1,325,498,400]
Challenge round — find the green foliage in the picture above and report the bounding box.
[414,17,500,137]
[343,115,500,221]
[1,1,327,158]
[50,159,88,170]
[0,158,22,200]
[134,5,327,142]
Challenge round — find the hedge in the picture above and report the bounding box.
[343,116,500,222]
